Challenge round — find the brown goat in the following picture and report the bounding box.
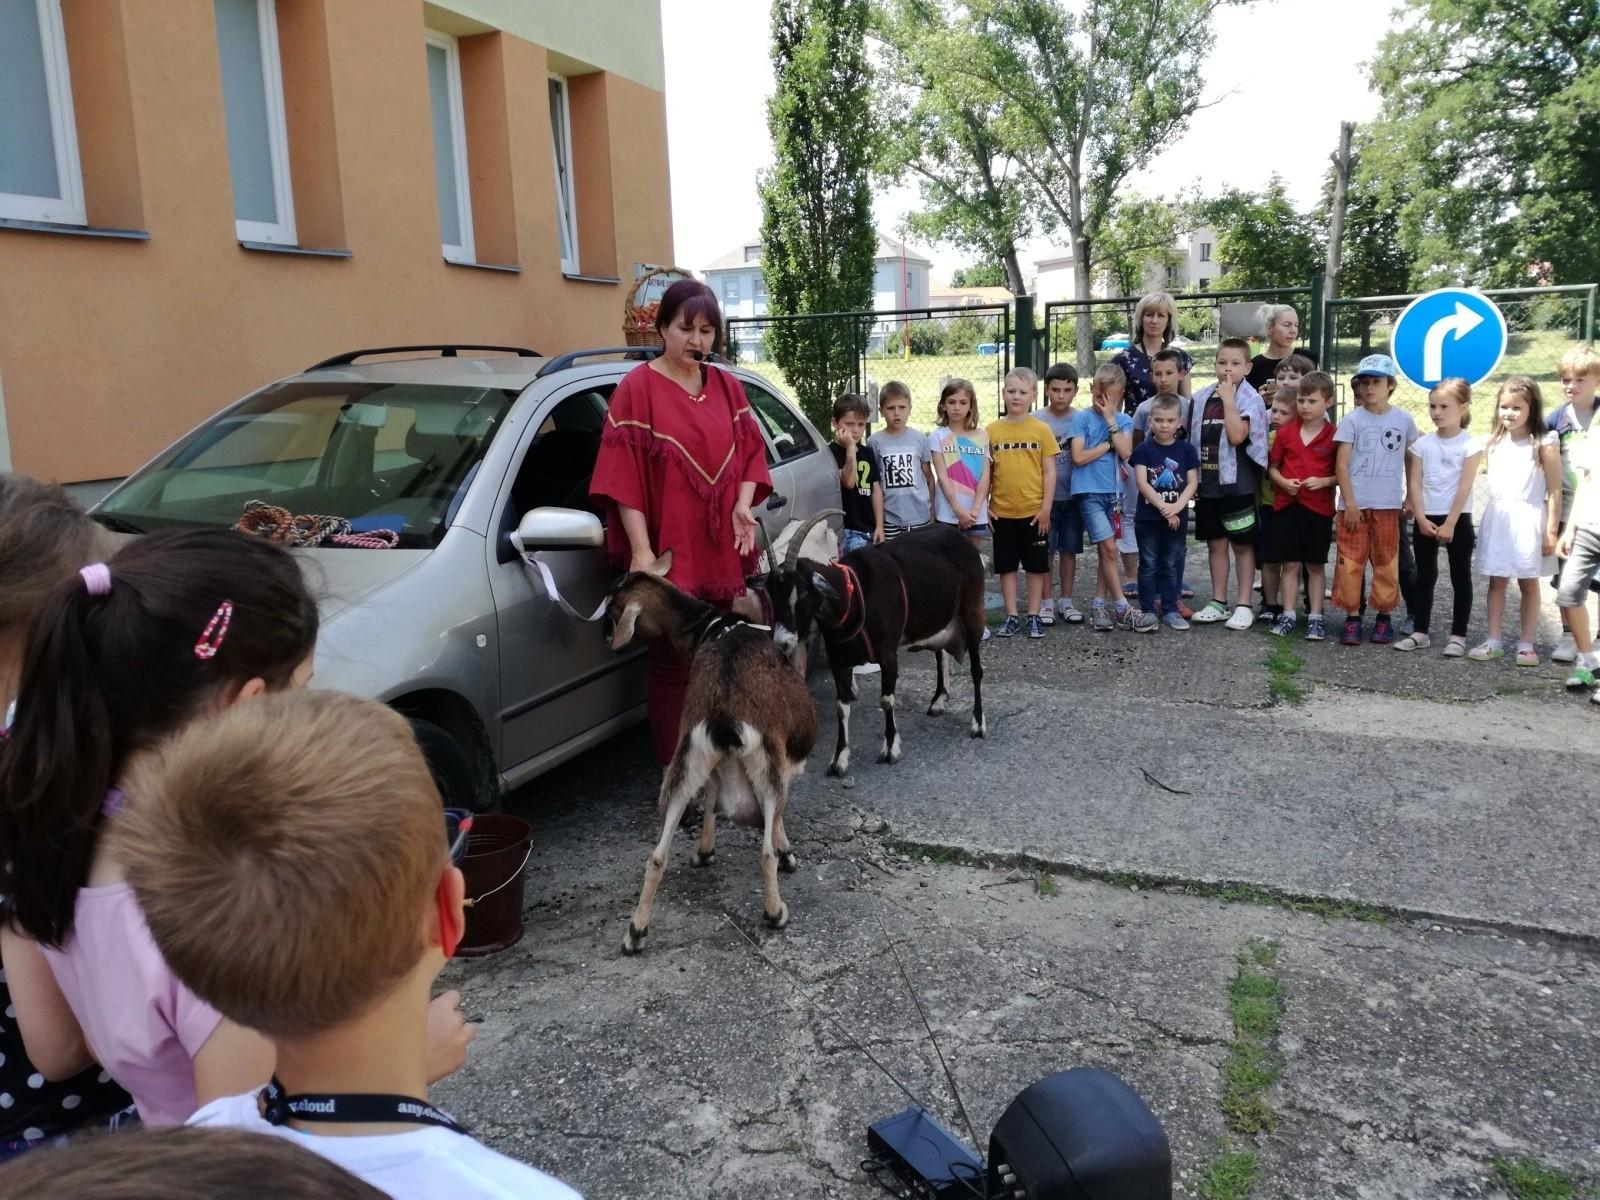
[604,553,817,954]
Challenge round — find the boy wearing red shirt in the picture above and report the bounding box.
[1266,372,1340,639]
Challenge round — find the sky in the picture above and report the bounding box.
[661,0,1394,284]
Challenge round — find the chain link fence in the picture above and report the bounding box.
[727,305,1012,431]
[1323,285,1599,420]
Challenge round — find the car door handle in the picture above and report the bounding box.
[765,492,788,510]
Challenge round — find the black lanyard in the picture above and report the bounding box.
[259,1076,469,1135]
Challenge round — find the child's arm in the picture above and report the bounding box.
[930,438,967,523]
[1438,448,1481,544]
[836,441,857,489]
[1558,472,1588,557]
[1406,451,1434,538]
[1268,464,1301,496]
[1037,456,1055,531]
[1336,441,1361,529]
[1135,460,1162,507]
[1176,464,1200,509]
[0,926,95,1080]
[1069,435,1109,466]
[1220,381,1250,446]
[871,481,885,543]
[923,461,938,523]
[1109,416,1133,460]
[1541,438,1562,555]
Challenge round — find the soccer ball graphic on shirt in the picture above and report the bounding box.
[1381,428,1404,452]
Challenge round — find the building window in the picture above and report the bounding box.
[725,276,741,305]
[1199,242,1212,262]
[755,276,766,304]
[1165,264,1179,287]
[214,0,296,244]
[0,0,84,225]
[425,30,474,263]
[1198,277,1211,291]
[744,243,760,263]
[548,76,578,273]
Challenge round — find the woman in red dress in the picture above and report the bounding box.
[590,280,772,765]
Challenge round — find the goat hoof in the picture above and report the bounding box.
[692,850,715,868]
[928,697,947,716]
[762,902,789,929]
[621,922,649,956]
[877,740,903,765]
[970,718,986,739]
[778,851,799,874]
[826,760,847,778]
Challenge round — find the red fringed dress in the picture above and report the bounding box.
[590,362,772,763]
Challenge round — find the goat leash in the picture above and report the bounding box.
[821,562,909,662]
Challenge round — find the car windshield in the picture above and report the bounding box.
[96,380,518,548]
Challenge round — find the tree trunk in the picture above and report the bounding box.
[1002,245,1027,299]
[1324,121,1356,301]
[1073,240,1095,373]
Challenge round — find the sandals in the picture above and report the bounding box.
[1393,633,1432,652]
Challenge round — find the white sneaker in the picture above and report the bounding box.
[1552,633,1578,664]
[1038,605,1055,626]
[1225,604,1255,631]
[1192,600,1229,623]
[1057,599,1085,624]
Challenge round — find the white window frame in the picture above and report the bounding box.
[222,0,296,245]
[548,74,579,274]
[427,30,475,264]
[0,0,86,225]
[1199,242,1212,262]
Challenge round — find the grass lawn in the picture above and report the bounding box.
[739,329,1587,432]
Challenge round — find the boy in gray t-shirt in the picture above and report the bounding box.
[869,382,935,536]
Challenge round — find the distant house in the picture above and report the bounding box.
[928,284,1014,309]
[1030,224,1224,307]
[701,234,933,320]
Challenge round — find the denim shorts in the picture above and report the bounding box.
[1077,492,1119,546]
[1048,499,1083,555]
[840,528,872,554]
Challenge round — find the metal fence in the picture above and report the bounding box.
[726,304,1012,428]
[1323,284,1599,418]
[1042,285,1319,396]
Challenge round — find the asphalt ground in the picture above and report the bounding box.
[433,548,1600,1199]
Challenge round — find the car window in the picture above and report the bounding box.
[507,385,615,523]
[742,380,816,464]
[97,381,517,548]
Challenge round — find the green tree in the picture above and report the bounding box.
[951,262,1007,288]
[759,0,878,428]
[963,0,1238,368]
[873,0,1032,296]
[1364,0,1600,285]
[1199,177,1324,290]
[1097,195,1185,297]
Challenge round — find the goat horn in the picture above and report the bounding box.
[784,510,842,571]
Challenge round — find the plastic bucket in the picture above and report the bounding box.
[457,813,532,957]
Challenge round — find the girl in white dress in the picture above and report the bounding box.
[1471,376,1562,665]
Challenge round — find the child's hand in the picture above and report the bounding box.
[1543,529,1557,556]
[1281,477,1302,496]
[1342,504,1362,531]
[1303,477,1327,491]
[1034,506,1052,534]
[425,990,478,1084]
[1558,527,1575,558]
[1435,518,1454,544]
[1261,379,1278,399]
[956,507,975,530]
[837,428,856,450]
[1218,378,1238,406]
[1167,512,1180,531]
[1414,516,1437,540]
[872,526,885,544]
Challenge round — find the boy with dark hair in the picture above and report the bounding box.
[1068,363,1142,631]
[117,691,579,1200]
[830,393,883,553]
[1039,363,1083,624]
[1130,395,1200,631]
[868,381,935,538]
[1267,372,1340,639]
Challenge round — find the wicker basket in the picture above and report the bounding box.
[624,267,691,347]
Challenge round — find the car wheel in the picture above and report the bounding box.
[409,717,494,813]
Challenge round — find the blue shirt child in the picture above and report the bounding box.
[1066,408,1134,496]
[1129,438,1201,524]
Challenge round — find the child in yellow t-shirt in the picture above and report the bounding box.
[985,367,1059,639]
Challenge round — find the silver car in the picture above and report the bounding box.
[92,345,838,807]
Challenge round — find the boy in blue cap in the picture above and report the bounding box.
[1333,354,1420,644]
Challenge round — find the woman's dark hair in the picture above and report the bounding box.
[655,279,725,355]
[0,528,318,947]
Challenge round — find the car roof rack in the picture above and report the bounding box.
[307,345,541,370]
[535,346,733,377]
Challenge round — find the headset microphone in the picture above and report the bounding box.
[691,350,707,362]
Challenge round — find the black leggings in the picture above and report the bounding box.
[1411,513,1476,637]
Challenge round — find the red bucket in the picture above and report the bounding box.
[457,814,532,957]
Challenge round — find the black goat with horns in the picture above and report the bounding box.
[765,517,986,777]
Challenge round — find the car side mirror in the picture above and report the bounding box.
[511,507,604,553]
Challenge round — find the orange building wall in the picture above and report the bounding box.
[0,0,673,483]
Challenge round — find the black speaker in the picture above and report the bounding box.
[985,1067,1171,1199]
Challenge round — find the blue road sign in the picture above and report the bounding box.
[1390,289,1508,389]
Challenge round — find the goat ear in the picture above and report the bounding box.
[610,600,643,650]
[809,570,839,607]
[648,549,673,577]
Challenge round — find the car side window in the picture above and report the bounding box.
[743,380,816,464]
[505,385,614,526]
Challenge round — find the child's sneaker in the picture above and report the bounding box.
[1442,636,1466,657]
[1038,605,1055,626]
[1027,614,1046,639]
[1225,604,1255,631]
[1370,615,1397,644]
[1467,640,1504,661]
[1552,632,1578,663]
[1058,599,1085,624]
[1393,632,1431,651]
[996,614,1022,638]
[1564,664,1596,691]
[981,626,991,642]
[1091,604,1114,632]
[1340,618,1364,645]
[1131,610,1158,633]
[1270,612,1297,638]
[1256,606,1278,625]
[1114,603,1137,630]
[1515,645,1540,667]
[1163,611,1190,631]
[1304,615,1326,641]
[1192,600,1229,623]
